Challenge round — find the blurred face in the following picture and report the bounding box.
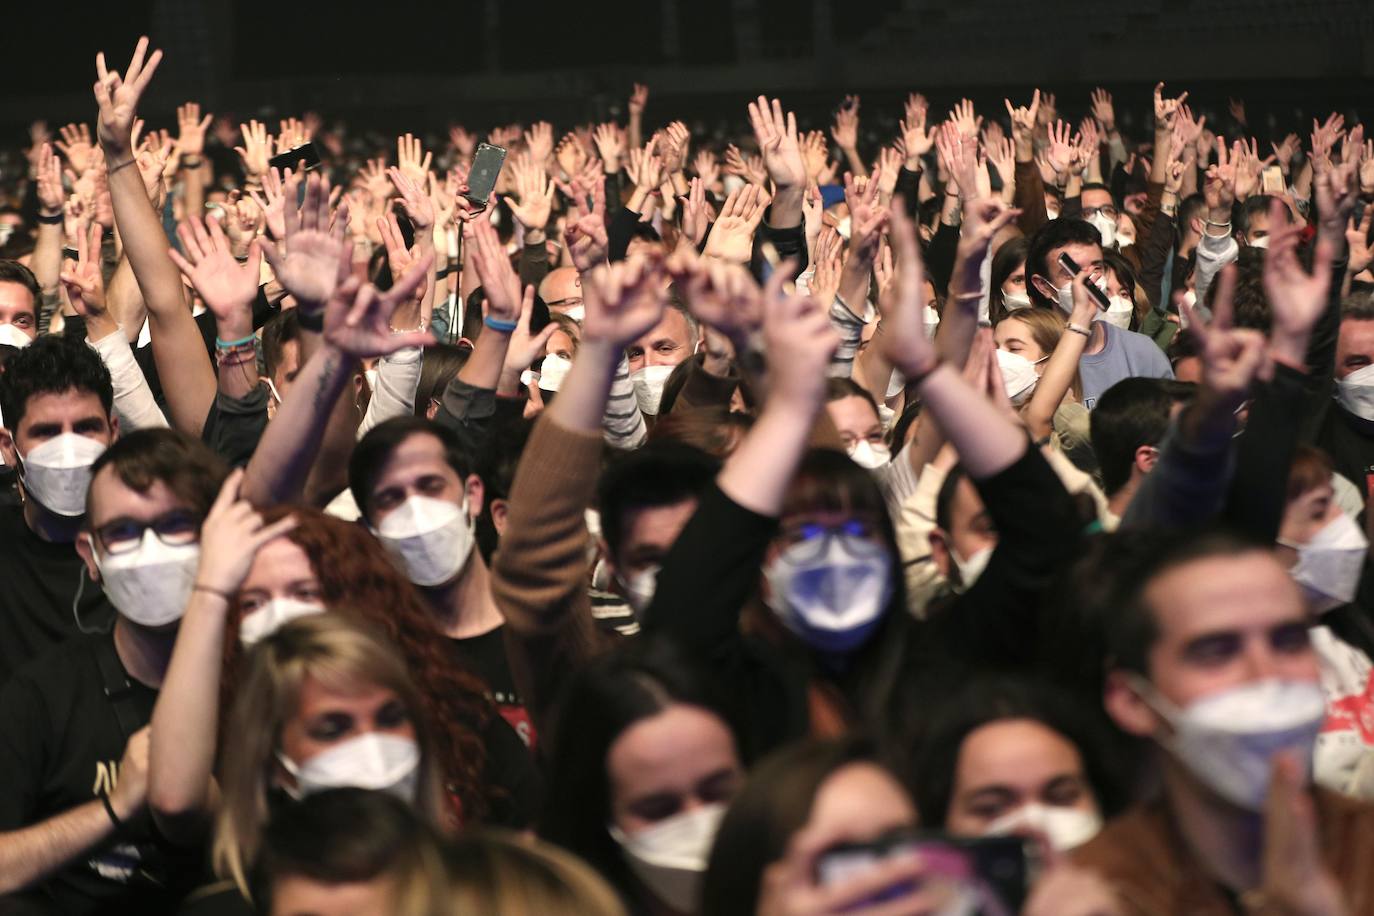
[1335,319,1374,380]
[0,389,114,472]
[1277,480,1340,563]
[0,280,37,340]
[767,505,888,570]
[546,328,577,360]
[804,762,916,847]
[278,675,415,775]
[539,267,583,313]
[611,497,697,578]
[826,395,883,451]
[237,536,324,616]
[1000,262,1026,297]
[607,703,742,835]
[271,339,302,401]
[627,309,693,372]
[1131,552,1319,717]
[1032,241,1104,303]
[77,469,200,580]
[365,431,477,527]
[945,719,1098,837]
[993,317,1047,365]
[1242,211,1271,248]
[931,477,997,579]
[1173,355,1202,384]
[1080,189,1115,222]
[270,875,394,916]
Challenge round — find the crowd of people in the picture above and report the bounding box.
[0,33,1372,915]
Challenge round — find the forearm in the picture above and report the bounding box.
[936,251,987,370]
[549,339,618,434]
[105,256,146,342]
[837,253,874,317]
[90,326,169,430]
[214,312,259,401]
[602,352,648,449]
[0,801,116,895]
[358,346,422,439]
[32,223,62,297]
[1024,328,1088,440]
[458,324,512,392]
[718,392,818,516]
[181,162,205,223]
[240,343,354,506]
[767,185,803,230]
[842,147,867,179]
[148,591,225,836]
[1013,160,1048,237]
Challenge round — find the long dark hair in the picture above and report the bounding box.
[537,640,739,904]
[701,736,879,916]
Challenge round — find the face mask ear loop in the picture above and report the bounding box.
[71,565,112,636]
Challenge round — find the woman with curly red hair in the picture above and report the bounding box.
[147,474,537,876]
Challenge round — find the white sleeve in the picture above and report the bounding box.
[89,329,169,431]
[1194,231,1239,308]
[604,353,647,450]
[829,295,867,378]
[357,346,423,440]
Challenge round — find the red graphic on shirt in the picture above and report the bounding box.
[1322,670,1374,743]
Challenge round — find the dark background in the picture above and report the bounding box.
[7,0,1374,142]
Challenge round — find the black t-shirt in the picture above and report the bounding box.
[0,505,114,687]
[0,633,202,914]
[448,625,534,749]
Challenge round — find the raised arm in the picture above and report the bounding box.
[95,38,218,436]
[749,95,806,231]
[147,471,296,840]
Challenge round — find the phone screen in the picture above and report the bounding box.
[1261,165,1286,195]
[464,143,507,206]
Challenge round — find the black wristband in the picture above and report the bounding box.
[100,790,125,834]
[37,212,63,225]
[296,309,324,333]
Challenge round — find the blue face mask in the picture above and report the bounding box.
[763,530,893,654]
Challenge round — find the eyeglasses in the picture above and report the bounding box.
[93,510,201,555]
[1082,205,1119,221]
[775,518,887,563]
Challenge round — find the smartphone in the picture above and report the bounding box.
[1057,252,1111,311]
[464,143,507,207]
[269,141,321,175]
[1261,164,1286,195]
[816,830,1032,913]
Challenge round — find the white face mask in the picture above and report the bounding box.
[1336,364,1374,421]
[1001,289,1032,311]
[1051,274,1108,316]
[847,440,891,470]
[985,802,1103,853]
[1087,211,1117,249]
[539,353,572,392]
[923,304,941,341]
[835,216,852,240]
[17,433,108,517]
[279,733,421,802]
[631,364,676,416]
[239,598,326,646]
[363,367,379,394]
[1097,295,1134,329]
[1248,235,1270,250]
[0,323,34,348]
[951,545,992,590]
[375,495,474,588]
[618,564,659,615]
[94,531,200,627]
[608,803,725,912]
[563,304,586,323]
[996,349,1040,405]
[1279,511,1369,614]
[1134,676,1326,811]
[764,533,893,654]
[1045,207,1061,221]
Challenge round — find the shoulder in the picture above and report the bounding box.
[1117,327,1172,368]
[1071,803,1184,898]
[4,633,103,694]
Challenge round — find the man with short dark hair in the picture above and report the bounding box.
[0,428,225,913]
[1076,532,1374,914]
[1089,378,1196,520]
[1026,218,1174,409]
[0,335,118,683]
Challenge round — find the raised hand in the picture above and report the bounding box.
[808,227,844,306]
[56,123,96,174]
[195,470,299,595]
[935,123,979,199]
[592,122,626,173]
[248,166,291,240]
[679,176,711,248]
[259,174,348,311]
[565,177,609,271]
[762,263,840,406]
[668,246,765,347]
[397,133,432,185]
[1310,113,1346,174]
[874,146,903,200]
[703,183,769,264]
[1231,138,1272,202]
[176,103,212,159]
[878,197,935,379]
[465,215,521,323]
[93,37,163,156]
[1005,90,1041,162]
[1204,140,1238,212]
[324,254,436,357]
[628,83,650,118]
[1089,87,1115,132]
[168,216,263,334]
[1315,155,1359,234]
[1265,198,1335,367]
[60,223,109,321]
[844,172,888,259]
[501,286,558,383]
[217,194,265,257]
[899,105,934,170]
[524,121,554,164]
[1045,119,1079,179]
[693,149,721,190]
[655,120,691,176]
[34,144,64,215]
[234,120,271,180]
[1153,82,1189,133]
[960,196,1021,259]
[1185,265,1272,411]
[506,152,554,231]
[449,125,477,159]
[1037,91,1057,128]
[1348,209,1374,276]
[748,95,806,188]
[358,157,391,203]
[724,144,768,187]
[628,143,665,193]
[556,133,589,179]
[387,167,435,231]
[581,256,669,347]
[947,97,981,143]
[831,95,860,151]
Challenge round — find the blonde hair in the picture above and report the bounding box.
[995,308,1083,401]
[213,612,447,898]
[441,830,628,916]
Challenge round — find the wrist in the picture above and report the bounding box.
[525,228,547,245]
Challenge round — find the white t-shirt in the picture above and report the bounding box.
[1311,624,1374,799]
